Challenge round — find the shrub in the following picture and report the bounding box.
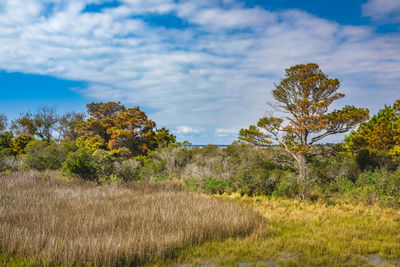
[328,176,355,194]
[115,159,141,181]
[22,140,65,171]
[355,170,400,200]
[201,177,226,194]
[139,157,169,181]
[272,181,296,198]
[92,149,116,179]
[308,151,360,185]
[62,148,96,180]
[183,177,232,194]
[0,132,13,151]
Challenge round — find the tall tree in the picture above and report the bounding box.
[57,111,85,141]
[11,107,59,143]
[76,102,174,157]
[239,63,369,196]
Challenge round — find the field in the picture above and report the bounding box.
[1,171,400,266]
[181,195,400,266]
[0,171,263,266]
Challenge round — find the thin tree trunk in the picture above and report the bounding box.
[297,154,307,199]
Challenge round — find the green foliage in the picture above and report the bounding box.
[356,170,400,200]
[92,149,116,179]
[76,102,173,157]
[0,132,13,150]
[62,148,96,180]
[0,150,14,172]
[0,114,7,133]
[353,149,399,171]
[183,177,232,194]
[345,99,400,157]
[328,176,355,194]
[308,147,360,184]
[150,127,176,149]
[239,63,369,198]
[140,156,169,181]
[272,181,297,198]
[10,135,34,155]
[114,159,141,181]
[76,135,107,151]
[21,140,71,171]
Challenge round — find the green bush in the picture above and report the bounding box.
[0,149,14,172]
[272,181,297,198]
[308,151,360,186]
[22,140,65,171]
[328,176,355,194]
[92,149,116,179]
[0,132,13,151]
[115,159,141,181]
[355,170,400,200]
[183,177,232,194]
[201,177,226,194]
[234,167,286,196]
[140,157,169,181]
[62,148,96,180]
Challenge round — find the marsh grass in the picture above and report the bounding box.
[179,194,400,266]
[0,171,263,266]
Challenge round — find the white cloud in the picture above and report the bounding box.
[0,0,399,144]
[362,0,400,23]
[181,7,276,30]
[215,128,236,137]
[176,126,201,134]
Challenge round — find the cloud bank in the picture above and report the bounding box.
[0,0,399,143]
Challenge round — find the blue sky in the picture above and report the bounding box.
[0,0,399,144]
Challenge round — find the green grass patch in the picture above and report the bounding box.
[175,194,400,266]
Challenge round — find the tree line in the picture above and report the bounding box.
[0,102,176,158]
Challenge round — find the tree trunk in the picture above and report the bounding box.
[297,154,307,199]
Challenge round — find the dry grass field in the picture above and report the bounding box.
[0,171,263,266]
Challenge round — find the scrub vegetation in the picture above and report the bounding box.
[1,63,400,266]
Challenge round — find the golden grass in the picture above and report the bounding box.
[0,171,263,266]
[179,194,400,266]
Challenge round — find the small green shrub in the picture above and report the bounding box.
[272,181,296,198]
[92,149,116,179]
[328,176,355,194]
[202,177,226,194]
[183,177,231,194]
[62,148,96,180]
[22,140,64,171]
[115,159,141,181]
[355,170,400,201]
[234,168,277,196]
[140,157,168,181]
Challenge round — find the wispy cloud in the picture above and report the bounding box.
[362,0,400,23]
[215,128,236,137]
[0,0,399,144]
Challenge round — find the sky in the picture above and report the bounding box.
[0,0,399,144]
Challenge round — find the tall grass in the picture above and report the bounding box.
[0,171,263,266]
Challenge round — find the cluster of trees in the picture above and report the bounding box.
[0,102,176,177]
